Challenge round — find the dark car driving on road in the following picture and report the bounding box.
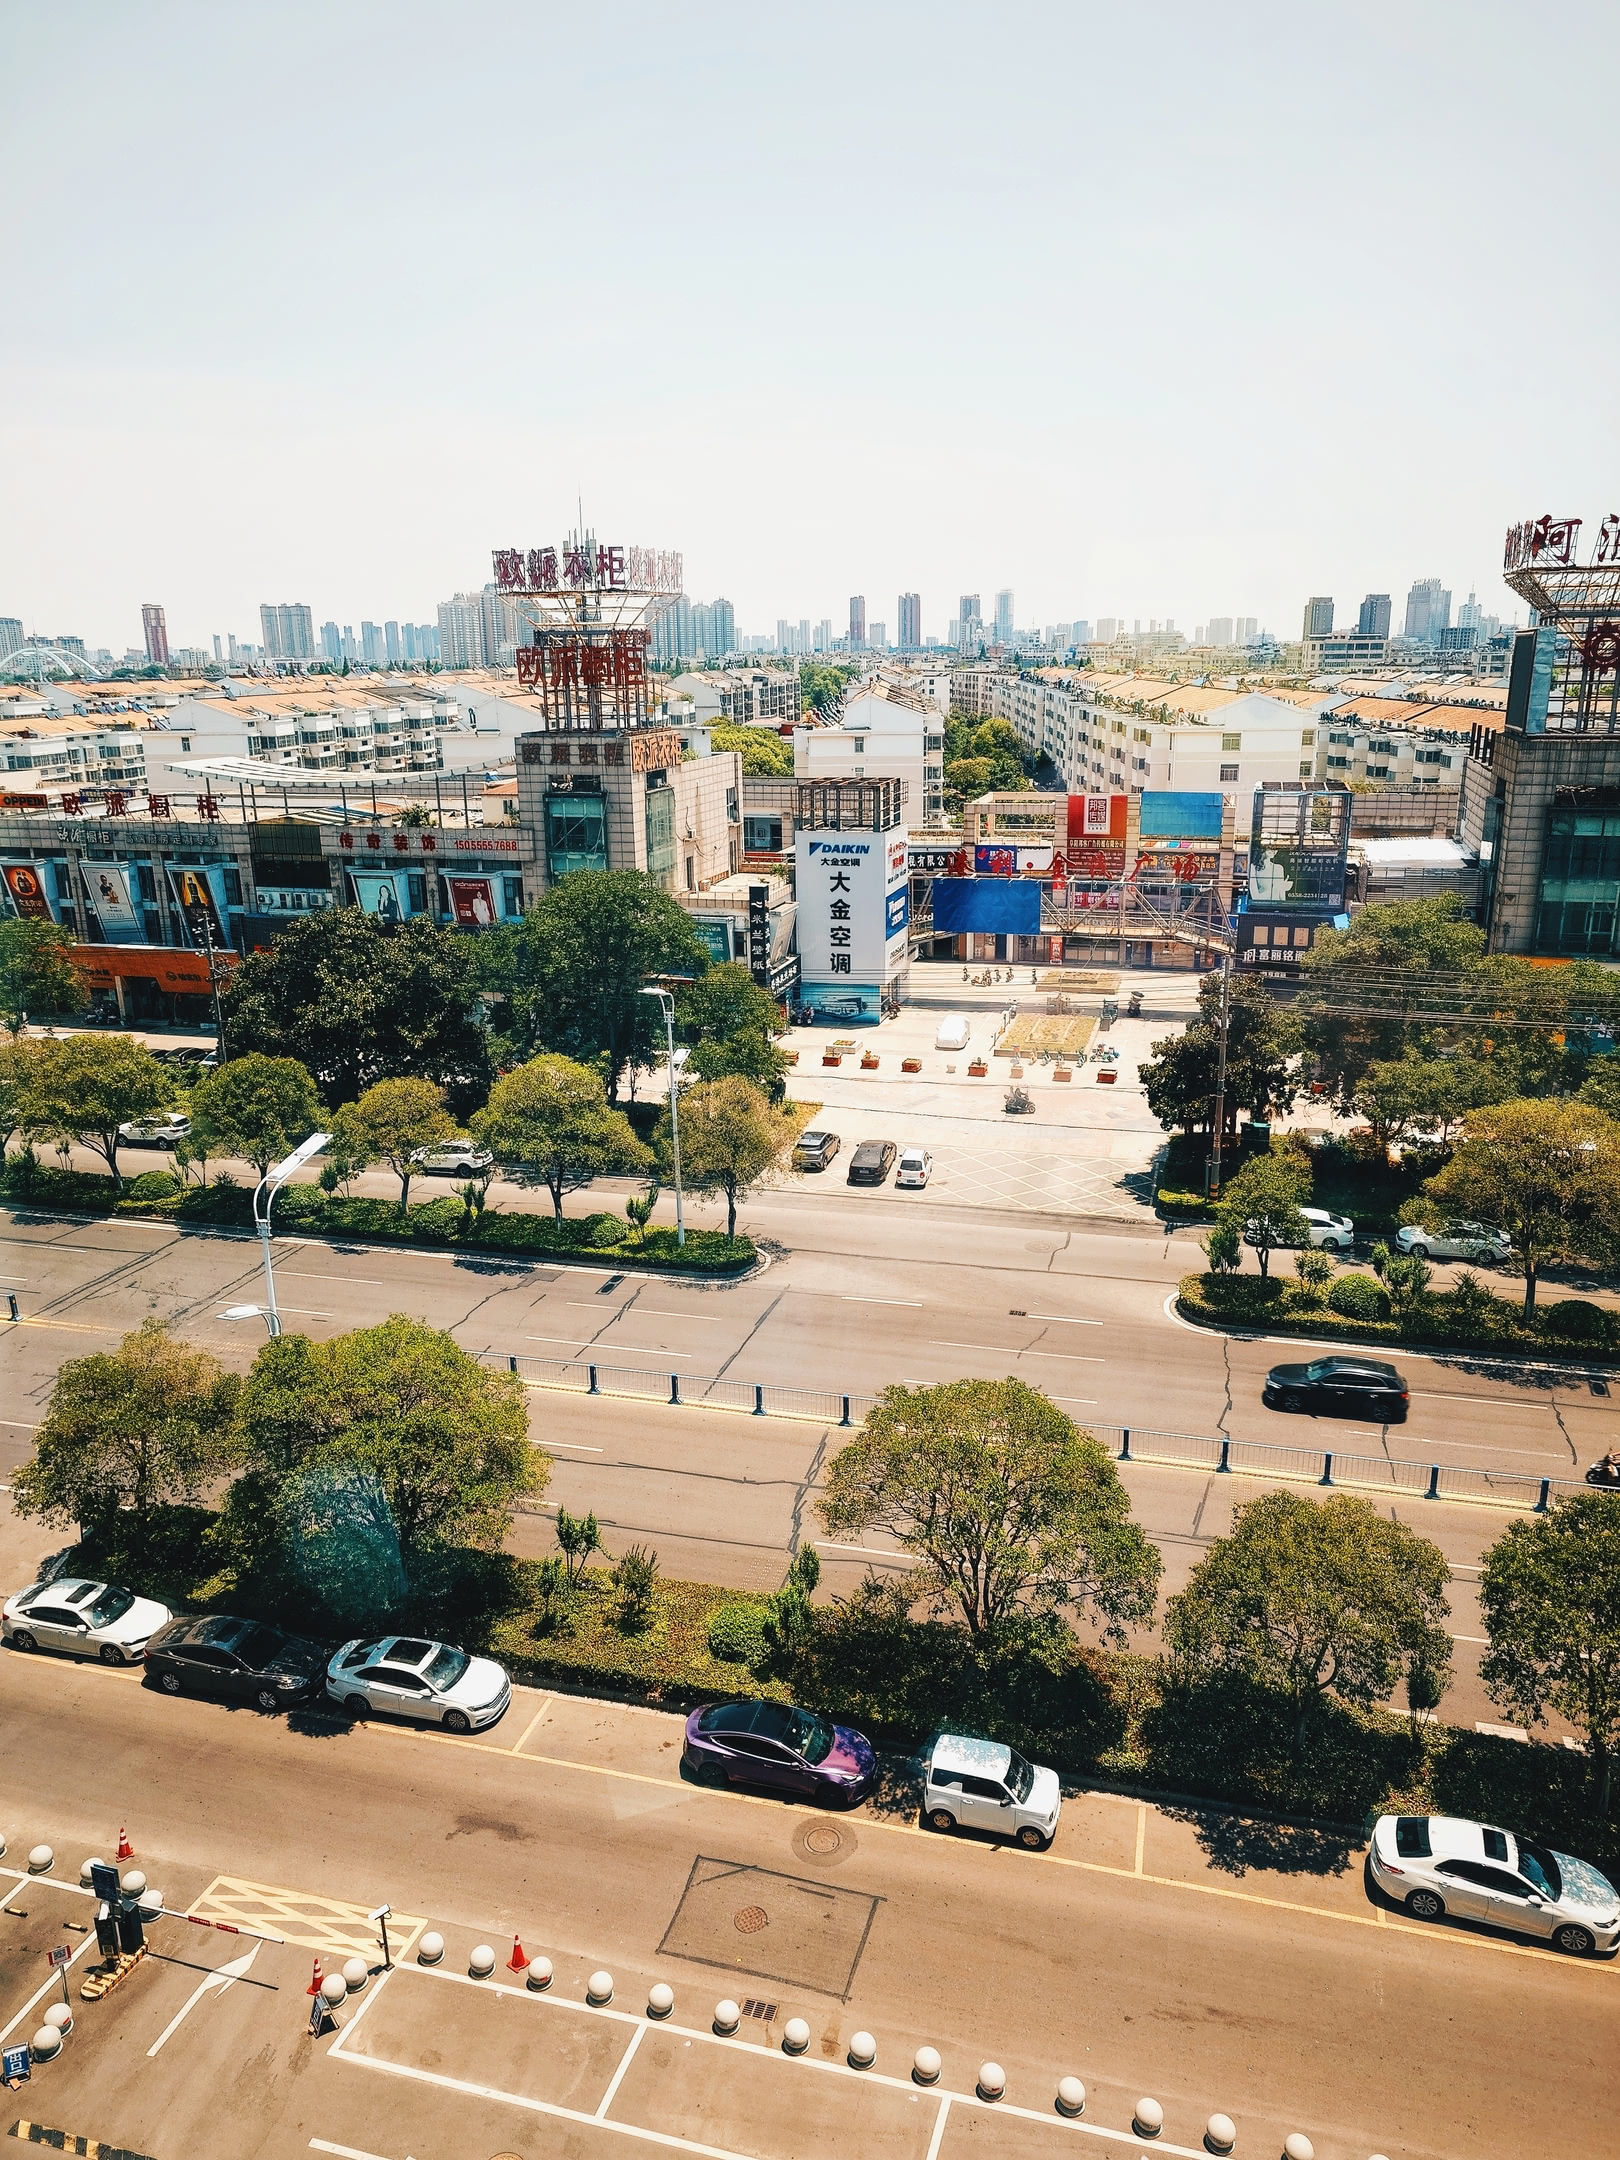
[682,1697,876,1804]
[146,1615,328,1711]
[1263,1355,1409,1421]
[847,1140,897,1185]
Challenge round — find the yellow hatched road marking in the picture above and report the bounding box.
[187,1874,425,1962]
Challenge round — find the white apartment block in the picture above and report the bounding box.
[1,713,149,798]
[669,668,802,726]
[794,679,944,824]
[1315,716,1471,788]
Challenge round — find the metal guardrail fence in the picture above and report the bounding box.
[494,1354,1595,1513]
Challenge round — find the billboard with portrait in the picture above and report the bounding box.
[350,871,409,925]
[447,875,497,927]
[83,863,143,940]
[2,862,55,921]
[167,865,229,950]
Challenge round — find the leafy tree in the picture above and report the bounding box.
[511,870,710,1099]
[1369,1239,1432,1321]
[1350,1057,1462,1163]
[219,908,493,1110]
[344,1076,454,1211]
[18,1033,174,1192]
[675,962,783,1046]
[1577,1057,1620,1121]
[1201,1217,1242,1273]
[1424,1098,1620,1318]
[1291,1247,1335,1305]
[237,1316,543,1556]
[1165,1490,1453,1753]
[819,1377,1160,1647]
[1140,975,1301,1143]
[14,1320,241,1534]
[186,1053,323,1179]
[555,1504,602,1587]
[710,723,793,776]
[0,1036,48,1154]
[1299,895,1488,1094]
[687,1027,791,1103]
[660,1074,796,1238]
[943,755,993,802]
[1478,1494,1620,1817]
[472,1053,649,1221]
[1215,1150,1310,1276]
[0,917,82,1034]
[798,660,858,714]
[611,1543,660,1630]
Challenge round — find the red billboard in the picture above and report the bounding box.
[2,863,54,919]
[447,876,497,927]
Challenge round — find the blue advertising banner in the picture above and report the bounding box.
[1139,791,1223,840]
[931,879,1041,935]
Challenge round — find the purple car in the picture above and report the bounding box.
[683,1697,876,1805]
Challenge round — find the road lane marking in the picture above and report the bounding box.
[924,2096,952,2160]
[930,1340,1103,1362]
[281,1273,391,1286]
[526,1336,693,1358]
[596,2020,645,2117]
[0,1927,98,2043]
[510,1698,553,1755]
[1134,1804,1146,1876]
[310,2143,410,2160]
[1021,1312,1104,1326]
[1052,1395,1100,1407]
[0,1419,40,1428]
[188,1874,424,1960]
[545,1441,605,1452]
[816,1540,911,1562]
[277,1307,336,1319]
[147,1939,261,2056]
[842,1295,923,1306]
[1451,1634,1489,1644]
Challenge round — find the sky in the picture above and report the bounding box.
[4,0,1619,656]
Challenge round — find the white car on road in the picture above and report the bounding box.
[1369,1812,1619,1956]
[922,1732,1061,1850]
[895,1147,933,1189]
[326,1633,511,1733]
[117,1112,191,1150]
[411,1139,494,1177]
[1244,1206,1355,1252]
[1395,1220,1512,1263]
[2,1577,172,1664]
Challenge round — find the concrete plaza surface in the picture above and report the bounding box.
[1,1647,1614,2160]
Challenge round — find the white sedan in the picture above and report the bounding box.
[2,1577,172,1665]
[1243,1206,1355,1252]
[1369,1812,1619,1956]
[1395,1220,1512,1263]
[326,1633,510,1733]
[895,1147,933,1188]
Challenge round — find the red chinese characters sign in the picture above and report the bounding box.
[493,545,683,595]
[1504,514,1584,572]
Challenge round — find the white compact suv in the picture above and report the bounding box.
[1369,1812,1619,1956]
[922,1732,1061,1850]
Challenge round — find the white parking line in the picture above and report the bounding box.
[1020,1312,1104,1326]
[930,1340,1103,1362]
[310,2142,413,2160]
[842,1295,923,1306]
[281,1273,391,1286]
[817,1540,910,1562]
[526,1336,693,1359]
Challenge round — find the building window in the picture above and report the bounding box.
[503,876,524,917]
[744,814,783,852]
[545,794,608,879]
[407,872,428,912]
[684,855,696,892]
[645,785,677,889]
[1220,763,1239,781]
[1221,733,1242,752]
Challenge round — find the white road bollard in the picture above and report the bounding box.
[320,1973,348,2008]
[1205,2115,1237,2154]
[647,1984,674,2020]
[121,1870,147,1900]
[1282,2140,1315,2160]
[587,1970,614,2006]
[713,1999,741,2035]
[468,1945,496,1979]
[30,2024,62,2062]
[342,1957,369,1994]
[782,2019,811,2056]
[416,1932,445,1966]
[1134,2097,1165,2139]
[913,2047,942,2086]
[138,1889,162,1921]
[1056,2078,1086,2118]
[42,2004,73,2036]
[526,1957,553,1993]
[79,1858,105,1886]
[27,1844,53,1874]
[977,2062,1006,2103]
[848,2031,877,2069]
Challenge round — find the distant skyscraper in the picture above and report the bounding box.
[1356,593,1392,639]
[141,604,169,666]
[1096,617,1119,643]
[1206,617,1233,647]
[898,593,921,649]
[361,621,386,666]
[1235,616,1257,644]
[849,596,866,648]
[436,594,486,669]
[385,621,402,663]
[815,619,831,653]
[959,594,980,628]
[0,616,23,660]
[321,621,342,662]
[711,597,736,655]
[1457,590,1483,631]
[1303,596,1334,639]
[994,590,1014,641]
[259,603,314,661]
[212,634,223,663]
[1404,578,1452,645]
[870,622,887,650]
[776,618,792,655]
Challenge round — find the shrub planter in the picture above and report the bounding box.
[860,1053,880,1070]
[822,1052,842,1067]
[901,1057,922,1073]
[968,1059,989,1077]
[1053,1064,1072,1082]
[1010,1062,1024,1078]
[1096,1068,1117,1084]
[784,1049,799,1066]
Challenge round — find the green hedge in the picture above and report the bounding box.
[0,1158,756,1274]
[1179,1271,1620,1362]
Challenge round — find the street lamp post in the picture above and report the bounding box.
[640,986,687,1249]
[220,1131,330,1338]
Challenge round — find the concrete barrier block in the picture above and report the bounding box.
[1282,2139,1314,2160]
[42,2004,72,2035]
[121,1870,147,1899]
[713,1999,741,2035]
[79,1857,105,1886]
[342,1957,369,1994]
[320,1972,348,2007]
[30,2024,62,2061]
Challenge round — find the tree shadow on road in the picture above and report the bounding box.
[1154,1799,1362,1878]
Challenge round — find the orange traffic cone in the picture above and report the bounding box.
[507,1934,530,1973]
[306,1959,324,1997]
[116,1826,134,1861]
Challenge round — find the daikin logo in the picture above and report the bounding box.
[807,840,871,857]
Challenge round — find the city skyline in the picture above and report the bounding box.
[5,3,1611,653]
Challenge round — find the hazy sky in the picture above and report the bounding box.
[5,1,1618,654]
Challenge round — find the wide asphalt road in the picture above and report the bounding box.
[1,1644,1612,2160]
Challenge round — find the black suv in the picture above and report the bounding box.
[847,1140,897,1185]
[146,1615,328,1711]
[1263,1356,1409,1422]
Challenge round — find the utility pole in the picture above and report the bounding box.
[1207,949,1232,1200]
[639,986,687,1248]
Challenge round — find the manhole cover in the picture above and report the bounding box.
[803,1825,844,1856]
[734,1905,770,1935]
